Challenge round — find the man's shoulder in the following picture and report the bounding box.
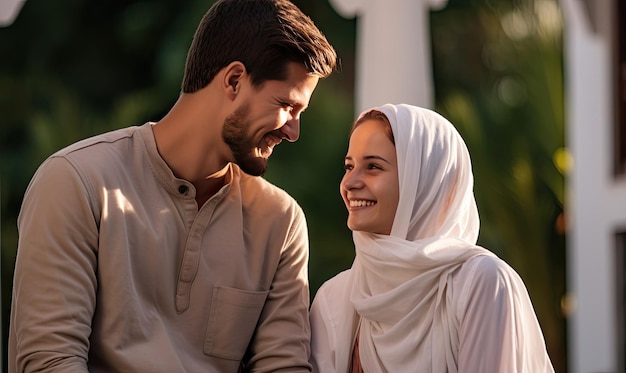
[237,172,305,222]
[53,124,145,159]
[38,124,152,188]
[240,172,299,204]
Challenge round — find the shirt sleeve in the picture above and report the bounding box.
[457,256,555,373]
[10,156,98,373]
[243,204,312,372]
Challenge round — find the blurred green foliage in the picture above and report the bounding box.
[0,0,566,371]
[432,1,566,370]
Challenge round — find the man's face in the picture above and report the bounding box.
[222,62,319,176]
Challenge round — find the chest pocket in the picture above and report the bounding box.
[204,286,269,361]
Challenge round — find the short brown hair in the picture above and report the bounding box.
[182,0,338,92]
[351,110,395,144]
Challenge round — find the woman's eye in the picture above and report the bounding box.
[367,164,381,170]
[344,164,353,171]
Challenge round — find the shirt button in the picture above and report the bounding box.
[178,185,188,194]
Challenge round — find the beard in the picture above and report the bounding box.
[222,103,268,176]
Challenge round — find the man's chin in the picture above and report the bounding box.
[237,157,268,176]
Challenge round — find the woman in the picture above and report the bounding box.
[310,104,554,372]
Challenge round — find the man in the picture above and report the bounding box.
[8,0,337,371]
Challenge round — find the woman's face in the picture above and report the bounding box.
[340,119,399,235]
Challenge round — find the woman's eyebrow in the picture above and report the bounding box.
[344,155,392,164]
[363,155,392,164]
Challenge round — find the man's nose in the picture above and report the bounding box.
[281,118,300,142]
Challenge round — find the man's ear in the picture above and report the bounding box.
[222,61,247,101]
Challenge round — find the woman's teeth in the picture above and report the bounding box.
[350,200,375,207]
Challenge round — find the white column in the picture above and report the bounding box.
[0,0,27,27]
[329,0,447,114]
[561,0,626,371]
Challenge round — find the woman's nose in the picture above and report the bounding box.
[341,171,363,190]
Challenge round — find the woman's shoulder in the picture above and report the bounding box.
[452,253,530,312]
[457,253,521,285]
[316,269,353,297]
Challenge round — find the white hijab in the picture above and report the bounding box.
[348,104,494,372]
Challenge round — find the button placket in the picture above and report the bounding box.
[175,200,216,313]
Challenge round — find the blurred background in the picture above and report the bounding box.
[1,0,569,371]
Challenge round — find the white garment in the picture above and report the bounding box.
[310,104,554,372]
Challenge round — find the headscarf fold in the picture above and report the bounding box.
[348,104,494,372]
